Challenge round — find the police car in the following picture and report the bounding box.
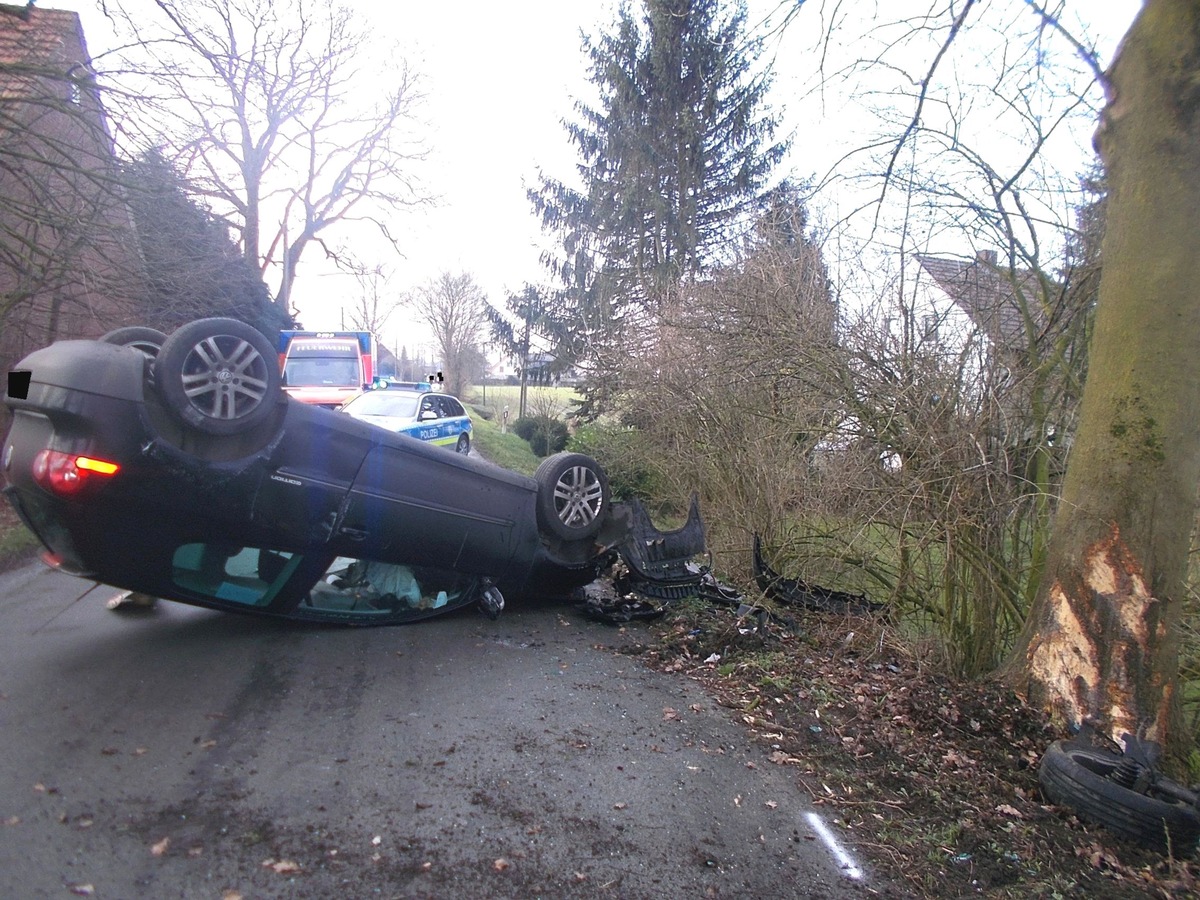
[340,383,473,454]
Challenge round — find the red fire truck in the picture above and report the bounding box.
[277,331,375,408]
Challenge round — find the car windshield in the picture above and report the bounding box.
[284,358,360,386]
[344,391,421,418]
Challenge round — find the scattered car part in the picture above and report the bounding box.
[581,594,665,625]
[1039,730,1200,854]
[614,494,706,599]
[752,534,881,614]
[478,578,505,620]
[735,602,770,634]
[578,576,667,624]
[696,570,744,607]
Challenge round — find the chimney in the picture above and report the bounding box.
[975,249,998,266]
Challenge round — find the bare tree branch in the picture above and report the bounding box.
[102,0,431,317]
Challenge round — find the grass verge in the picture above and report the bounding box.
[466,403,541,475]
[0,502,38,573]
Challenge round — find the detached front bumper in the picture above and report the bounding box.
[615,494,707,598]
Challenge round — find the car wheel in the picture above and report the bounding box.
[1038,737,1200,853]
[455,433,470,455]
[100,326,168,359]
[534,452,610,541]
[155,318,282,436]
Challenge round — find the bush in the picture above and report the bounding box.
[568,421,662,501]
[512,415,569,457]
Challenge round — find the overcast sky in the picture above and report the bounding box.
[44,0,1140,359]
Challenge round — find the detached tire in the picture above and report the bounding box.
[155,318,281,436]
[100,326,167,359]
[1039,738,1200,854]
[535,452,610,541]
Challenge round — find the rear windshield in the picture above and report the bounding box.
[343,391,421,418]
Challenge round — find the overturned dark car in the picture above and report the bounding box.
[2,318,704,625]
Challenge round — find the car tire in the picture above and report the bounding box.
[155,318,282,436]
[455,433,470,455]
[1038,737,1200,853]
[100,326,168,359]
[534,452,610,542]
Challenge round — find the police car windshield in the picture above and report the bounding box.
[345,391,421,418]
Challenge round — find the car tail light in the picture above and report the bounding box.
[32,449,120,496]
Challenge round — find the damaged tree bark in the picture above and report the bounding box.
[1003,0,1200,749]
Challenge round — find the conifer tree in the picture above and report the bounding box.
[532,0,786,317]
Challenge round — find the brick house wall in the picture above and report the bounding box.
[0,3,147,388]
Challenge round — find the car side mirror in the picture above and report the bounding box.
[418,409,438,421]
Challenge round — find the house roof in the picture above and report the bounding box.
[0,4,92,104]
[0,4,88,68]
[915,250,1045,351]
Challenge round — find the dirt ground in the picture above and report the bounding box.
[612,590,1200,899]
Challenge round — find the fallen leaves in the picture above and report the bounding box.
[261,858,301,875]
[637,603,1194,898]
[768,750,801,765]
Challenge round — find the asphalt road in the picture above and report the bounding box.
[0,560,877,899]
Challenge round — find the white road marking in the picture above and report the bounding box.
[805,811,865,880]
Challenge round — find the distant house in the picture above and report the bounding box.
[524,351,581,386]
[913,247,1086,461]
[914,249,1059,364]
[0,3,146,384]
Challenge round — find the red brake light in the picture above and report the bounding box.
[32,450,120,495]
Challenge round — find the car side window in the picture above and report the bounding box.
[307,556,477,617]
[419,397,438,419]
[443,397,464,417]
[172,543,300,606]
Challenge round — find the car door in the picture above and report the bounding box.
[336,436,537,579]
[415,394,443,444]
[438,396,470,442]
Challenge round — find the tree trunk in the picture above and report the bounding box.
[1003,0,1200,748]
